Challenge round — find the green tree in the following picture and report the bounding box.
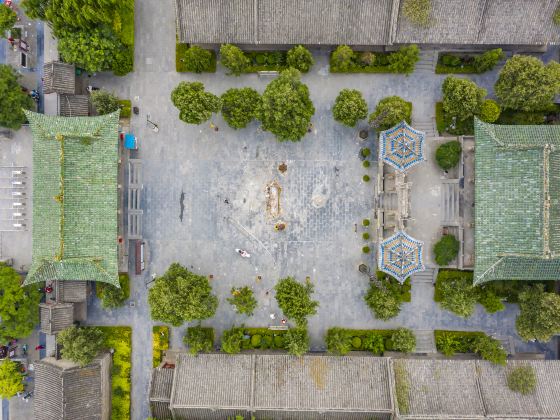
[184,326,214,355]
[220,88,261,129]
[57,326,104,367]
[433,234,460,266]
[479,99,501,123]
[437,271,478,318]
[286,45,314,72]
[473,48,505,73]
[227,286,258,316]
[495,55,560,112]
[387,45,420,74]
[507,365,537,394]
[0,64,34,130]
[274,276,319,327]
[391,328,416,353]
[364,284,401,321]
[435,140,462,170]
[171,81,222,125]
[90,89,120,115]
[220,44,250,76]
[147,263,218,326]
[0,359,23,399]
[402,0,431,26]
[0,5,17,36]
[472,335,507,365]
[442,76,486,120]
[284,327,309,356]
[325,328,353,356]
[332,89,368,127]
[331,45,354,71]
[57,28,120,73]
[369,96,412,130]
[221,327,244,354]
[45,0,119,30]
[0,263,40,342]
[21,0,49,19]
[97,273,129,309]
[516,284,560,342]
[257,68,315,142]
[182,46,213,73]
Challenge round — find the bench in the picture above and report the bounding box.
[258,70,279,78]
[268,325,289,331]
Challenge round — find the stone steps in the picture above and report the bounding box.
[412,267,436,284]
[412,119,437,138]
[414,330,437,353]
[415,50,437,73]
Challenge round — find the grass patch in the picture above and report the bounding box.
[152,326,169,367]
[118,100,131,118]
[176,43,217,73]
[394,360,410,414]
[97,326,131,420]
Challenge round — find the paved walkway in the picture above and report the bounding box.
[82,2,558,419]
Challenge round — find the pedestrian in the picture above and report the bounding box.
[269,313,276,320]
[35,345,45,351]
[224,199,230,204]
[281,319,287,325]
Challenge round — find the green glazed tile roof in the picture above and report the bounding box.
[24,111,120,287]
[474,119,560,284]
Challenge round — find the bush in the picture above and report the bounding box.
[362,246,371,253]
[369,96,412,130]
[185,327,214,356]
[361,148,371,157]
[477,290,505,314]
[325,328,353,355]
[391,328,416,353]
[362,232,370,240]
[275,277,319,327]
[0,359,24,399]
[507,365,537,395]
[516,284,560,342]
[91,90,120,115]
[363,160,370,168]
[473,48,505,73]
[331,45,354,71]
[171,82,222,125]
[435,141,461,170]
[118,100,131,118]
[442,76,486,120]
[332,89,368,127]
[442,54,462,67]
[251,334,262,347]
[351,337,362,349]
[365,283,401,320]
[435,330,506,364]
[58,326,104,367]
[178,45,215,73]
[97,273,130,309]
[479,99,501,123]
[220,44,250,75]
[220,88,261,129]
[362,175,370,182]
[221,327,244,354]
[387,45,420,75]
[433,234,460,266]
[362,219,370,226]
[286,45,314,72]
[284,327,309,356]
[472,335,507,365]
[152,326,169,367]
[435,269,478,318]
[227,285,258,316]
[402,0,431,26]
[359,52,375,66]
[363,333,385,355]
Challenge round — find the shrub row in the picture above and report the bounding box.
[220,327,288,354]
[435,49,505,74]
[176,44,217,73]
[330,45,420,74]
[435,330,507,365]
[325,328,416,356]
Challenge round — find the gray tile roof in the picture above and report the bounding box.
[396,359,485,419]
[177,0,560,46]
[478,360,560,418]
[149,367,174,420]
[56,280,88,303]
[43,62,75,95]
[59,95,90,117]
[39,303,74,335]
[33,353,111,420]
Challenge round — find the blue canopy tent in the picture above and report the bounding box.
[378,231,425,283]
[379,121,425,172]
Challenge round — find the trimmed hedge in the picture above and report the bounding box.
[221,327,289,353]
[436,50,504,74]
[325,328,414,356]
[176,43,217,73]
[152,326,169,367]
[435,330,507,365]
[330,45,419,74]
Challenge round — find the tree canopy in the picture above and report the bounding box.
[286,45,314,72]
[274,276,319,327]
[57,326,104,367]
[227,286,258,316]
[435,140,462,170]
[257,68,315,142]
[0,263,40,342]
[0,65,34,130]
[0,4,17,36]
[0,359,23,399]
[387,45,420,74]
[220,87,261,129]
[332,89,368,127]
[220,44,250,76]
[442,76,486,120]
[433,234,460,265]
[148,263,218,326]
[90,89,120,115]
[369,96,412,130]
[516,284,560,342]
[284,327,309,357]
[182,46,214,73]
[57,28,121,73]
[171,81,221,125]
[495,55,560,112]
[331,45,354,71]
